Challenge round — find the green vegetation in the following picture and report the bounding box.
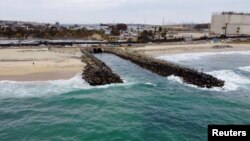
[110,24,128,36]
[137,30,154,42]
[0,25,107,40]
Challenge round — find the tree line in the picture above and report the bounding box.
[0,25,107,40]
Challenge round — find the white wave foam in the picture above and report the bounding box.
[0,74,131,98]
[145,82,157,87]
[167,75,183,84]
[208,70,250,84]
[0,74,89,98]
[238,66,250,72]
[167,70,250,92]
[157,51,250,62]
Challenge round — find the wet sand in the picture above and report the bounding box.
[0,72,79,81]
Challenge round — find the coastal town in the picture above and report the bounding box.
[1,12,250,47]
[0,20,209,42]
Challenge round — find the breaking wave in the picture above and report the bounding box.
[0,74,133,98]
[157,51,250,62]
[0,74,88,98]
[207,70,250,91]
[167,69,250,92]
[238,66,250,72]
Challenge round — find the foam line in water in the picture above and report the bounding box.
[208,70,250,84]
[238,66,250,72]
[157,51,250,62]
[0,74,87,98]
[167,69,250,92]
[145,82,157,87]
[167,75,236,92]
[0,74,133,98]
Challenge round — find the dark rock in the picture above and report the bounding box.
[100,48,225,88]
[81,50,123,86]
[213,45,233,49]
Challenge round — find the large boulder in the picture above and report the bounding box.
[81,50,123,86]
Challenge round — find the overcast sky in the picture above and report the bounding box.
[0,0,249,24]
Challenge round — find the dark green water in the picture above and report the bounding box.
[0,53,250,141]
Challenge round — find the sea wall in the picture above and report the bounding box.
[95,47,224,88]
[81,49,123,86]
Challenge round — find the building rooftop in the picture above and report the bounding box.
[213,11,250,16]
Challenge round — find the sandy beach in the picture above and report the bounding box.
[1,43,250,81]
[0,47,85,81]
[131,43,250,57]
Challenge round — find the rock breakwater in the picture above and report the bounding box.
[102,48,225,88]
[81,50,123,86]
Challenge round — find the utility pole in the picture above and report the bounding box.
[225,23,228,36]
[137,26,140,39]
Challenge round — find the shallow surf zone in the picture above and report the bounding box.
[0,74,88,98]
[208,70,250,91]
[157,51,250,62]
[238,66,250,72]
[0,73,148,99]
[158,51,250,92]
[167,69,250,92]
[0,74,134,99]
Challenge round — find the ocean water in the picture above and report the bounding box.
[1,52,250,141]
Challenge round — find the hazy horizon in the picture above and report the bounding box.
[0,0,249,25]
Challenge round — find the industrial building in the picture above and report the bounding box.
[210,12,250,35]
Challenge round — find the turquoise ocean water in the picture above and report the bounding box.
[1,51,250,141]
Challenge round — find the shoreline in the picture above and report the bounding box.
[0,71,80,82]
[1,43,250,82]
[131,43,250,57]
[0,47,85,81]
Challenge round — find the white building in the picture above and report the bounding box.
[210,12,250,35]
